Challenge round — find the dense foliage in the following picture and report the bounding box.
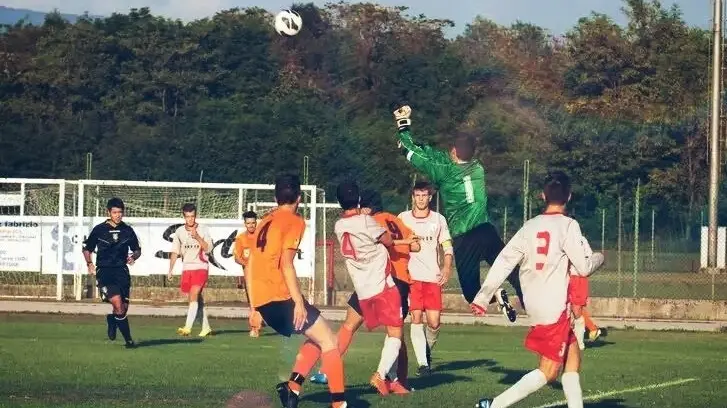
[1,0,724,242]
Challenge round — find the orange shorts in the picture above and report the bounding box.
[524,310,576,364]
[568,275,589,306]
[409,281,443,311]
[180,269,209,294]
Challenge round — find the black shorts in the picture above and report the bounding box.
[257,298,321,337]
[96,267,131,303]
[452,222,523,305]
[348,277,410,319]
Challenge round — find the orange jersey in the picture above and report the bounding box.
[248,208,306,308]
[372,212,412,283]
[233,231,256,268]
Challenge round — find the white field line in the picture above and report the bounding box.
[532,377,698,408]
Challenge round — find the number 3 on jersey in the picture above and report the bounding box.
[341,232,357,260]
[535,231,550,271]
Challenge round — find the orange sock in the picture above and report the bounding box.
[321,349,346,407]
[583,310,598,331]
[289,341,321,393]
[396,340,409,385]
[337,325,354,356]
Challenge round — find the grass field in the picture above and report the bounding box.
[1,313,726,408]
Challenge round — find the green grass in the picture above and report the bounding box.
[1,313,726,407]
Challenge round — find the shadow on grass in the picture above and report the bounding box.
[434,358,497,372]
[134,338,204,348]
[586,340,616,349]
[303,373,471,405]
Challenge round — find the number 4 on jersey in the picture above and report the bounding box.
[341,232,357,260]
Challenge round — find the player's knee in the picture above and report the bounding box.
[542,367,560,383]
[386,326,403,339]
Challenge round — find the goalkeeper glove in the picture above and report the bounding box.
[393,105,412,131]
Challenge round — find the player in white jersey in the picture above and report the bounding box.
[334,181,409,397]
[167,203,215,337]
[470,172,605,408]
[398,181,453,375]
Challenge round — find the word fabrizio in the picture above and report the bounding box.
[3,221,39,228]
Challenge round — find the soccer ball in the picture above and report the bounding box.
[274,10,303,37]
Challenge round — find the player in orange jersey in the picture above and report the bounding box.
[247,175,348,408]
[234,210,263,338]
[291,188,420,397]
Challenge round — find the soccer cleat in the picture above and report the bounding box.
[387,379,410,394]
[124,340,137,349]
[369,372,389,396]
[416,365,431,377]
[475,398,493,408]
[587,328,602,342]
[495,288,517,323]
[177,327,192,336]
[249,328,260,338]
[275,382,299,408]
[198,327,213,338]
[106,314,117,341]
[310,371,328,384]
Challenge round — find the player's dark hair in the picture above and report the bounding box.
[106,197,125,211]
[452,132,476,162]
[336,181,360,211]
[242,211,257,219]
[181,203,196,214]
[543,171,572,205]
[359,189,383,214]
[412,181,434,195]
[275,174,301,205]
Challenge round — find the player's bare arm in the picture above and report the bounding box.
[377,231,395,248]
[439,241,454,286]
[281,247,307,331]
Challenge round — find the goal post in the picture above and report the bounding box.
[0,178,71,301]
[74,179,323,302]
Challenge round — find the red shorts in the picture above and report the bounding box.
[568,275,589,306]
[409,281,442,311]
[359,284,404,330]
[180,269,209,294]
[524,310,576,364]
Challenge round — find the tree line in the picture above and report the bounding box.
[0,0,723,244]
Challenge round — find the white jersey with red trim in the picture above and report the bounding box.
[398,210,452,283]
[472,212,604,325]
[171,224,213,271]
[334,213,393,300]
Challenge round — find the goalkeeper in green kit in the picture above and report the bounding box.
[392,105,523,322]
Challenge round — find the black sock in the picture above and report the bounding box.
[114,314,133,342]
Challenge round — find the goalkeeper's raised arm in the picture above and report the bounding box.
[393,105,452,183]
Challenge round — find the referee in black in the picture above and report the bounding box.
[82,198,141,348]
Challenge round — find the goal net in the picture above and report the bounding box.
[74,180,324,301]
[0,178,76,300]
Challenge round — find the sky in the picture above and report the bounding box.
[0,0,714,35]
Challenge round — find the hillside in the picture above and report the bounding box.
[0,5,84,25]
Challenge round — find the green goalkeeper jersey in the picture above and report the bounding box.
[397,129,489,238]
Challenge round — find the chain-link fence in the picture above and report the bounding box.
[320,181,726,303]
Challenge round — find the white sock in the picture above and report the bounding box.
[376,336,402,378]
[199,297,211,331]
[574,316,585,351]
[185,302,198,329]
[410,323,428,366]
[561,372,583,408]
[425,324,440,350]
[491,369,548,408]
